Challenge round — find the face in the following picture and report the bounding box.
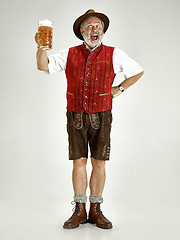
[80,16,104,49]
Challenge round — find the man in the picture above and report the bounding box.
[35,9,144,229]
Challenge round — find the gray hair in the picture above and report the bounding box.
[80,18,105,31]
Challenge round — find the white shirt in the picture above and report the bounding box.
[47,43,143,79]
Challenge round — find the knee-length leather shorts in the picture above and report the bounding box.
[66,110,112,160]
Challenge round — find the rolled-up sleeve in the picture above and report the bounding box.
[46,48,69,74]
[113,48,143,79]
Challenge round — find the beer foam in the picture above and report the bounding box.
[38,19,53,28]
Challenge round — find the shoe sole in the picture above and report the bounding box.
[63,220,88,229]
[88,220,113,229]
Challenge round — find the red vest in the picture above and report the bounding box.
[65,43,115,114]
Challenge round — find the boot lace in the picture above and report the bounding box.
[96,203,102,212]
[71,201,80,217]
[96,203,105,218]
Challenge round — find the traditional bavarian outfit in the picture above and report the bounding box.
[47,9,143,229]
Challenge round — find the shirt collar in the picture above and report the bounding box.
[84,42,102,52]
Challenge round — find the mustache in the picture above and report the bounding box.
[90,32,99,37]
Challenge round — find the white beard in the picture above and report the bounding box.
[82,31,104,49]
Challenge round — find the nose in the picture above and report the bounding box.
[91,25,96,31]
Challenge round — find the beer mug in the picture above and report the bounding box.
[38,19,53,50]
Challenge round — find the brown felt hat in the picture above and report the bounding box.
[73,9,109,40]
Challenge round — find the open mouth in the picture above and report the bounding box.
[91,35,99,41]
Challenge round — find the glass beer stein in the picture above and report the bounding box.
[38,19,53,50]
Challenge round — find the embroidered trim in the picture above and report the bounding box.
[67,92,73,96]
[97,60,107,63]
[89,113,100,129]
[102,145,110,159]
[73,113,83,129]
[99,93,110,96]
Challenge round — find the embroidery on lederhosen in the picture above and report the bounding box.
[89,113,100,129]
[73,113,83,129]
[102,145,110,159]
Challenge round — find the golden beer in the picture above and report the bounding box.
[38,19,53,50]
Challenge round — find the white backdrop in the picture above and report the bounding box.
[0,0,180,239]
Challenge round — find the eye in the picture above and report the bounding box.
[87,25,92,29]
[96,25,100,28]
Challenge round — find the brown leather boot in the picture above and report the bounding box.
[88,203,113,229]
[63,202,87,229]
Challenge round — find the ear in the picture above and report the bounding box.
[80,28,84,36]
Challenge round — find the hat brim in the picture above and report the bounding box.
[73,12,109,40]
